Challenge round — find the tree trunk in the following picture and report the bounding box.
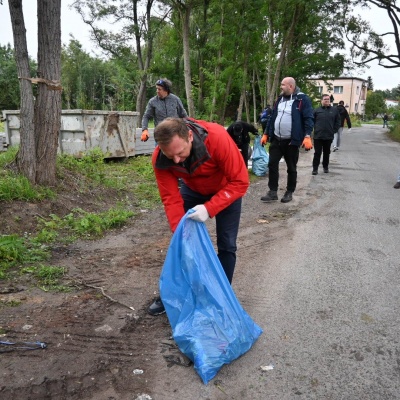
[180,4,195,117]
[8,0,36,183]
[35,0,62,186]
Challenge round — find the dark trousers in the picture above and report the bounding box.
[268,139,299,193]
[239,143,249,168]
[313,139,332,170]
[180,184,242,283]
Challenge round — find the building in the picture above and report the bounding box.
[309,77,368,115]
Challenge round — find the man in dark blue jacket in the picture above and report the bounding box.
[312,94,340,175]
[260,77,314,203]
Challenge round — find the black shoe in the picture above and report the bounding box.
[281,191,293,203]
[261,190,278,202]
[394,182,400,189]
[148,297,165,316]
[312,169,318,175]
[324,168,329,173]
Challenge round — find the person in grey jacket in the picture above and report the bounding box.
[141,78,188,142]
[312,94,340,175]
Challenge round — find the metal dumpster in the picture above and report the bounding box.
[2,109,156,157]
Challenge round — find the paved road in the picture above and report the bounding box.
[152,124,400,399]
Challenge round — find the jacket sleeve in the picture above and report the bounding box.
[334,109,341,132]
[344,110,351,128]
[177,98,188,118]
[301,96,314,135]
[141,98,154,130]
[152,149,185,232]
[200,124,249,219]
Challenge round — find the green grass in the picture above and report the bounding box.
[0,147,160,286]
[0,234,50,278]
[35,207,135,241]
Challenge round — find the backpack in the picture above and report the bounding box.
[260,109,269,123]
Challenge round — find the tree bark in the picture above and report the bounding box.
[35,0,62,186]
[8,0,36,183]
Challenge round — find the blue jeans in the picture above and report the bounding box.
[180,183,242,283]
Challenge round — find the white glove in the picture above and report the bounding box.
[348,128,351,133]
[187,205,209,222]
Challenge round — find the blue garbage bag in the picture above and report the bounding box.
[159,211,263,384]
[251,135,269,176]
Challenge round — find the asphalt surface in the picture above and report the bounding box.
[151,124,400,399]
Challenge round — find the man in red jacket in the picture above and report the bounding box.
[148,117,250,315]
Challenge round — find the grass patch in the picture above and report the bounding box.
[0,234,50,279]
[20,264,68,291]
[35,207,135,242]
[0,147,55,201]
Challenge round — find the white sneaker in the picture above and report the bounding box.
[333,147,338,152]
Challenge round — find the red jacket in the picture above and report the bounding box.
[152,119,249,232]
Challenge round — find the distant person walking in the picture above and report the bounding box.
[226,121,258,167]
[312,94,340,175]
[383,113,389,128]
[260,77,314,203]
[141,78,188,142]
[333,100,351,152]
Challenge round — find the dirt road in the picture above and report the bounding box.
[1,125,399,399]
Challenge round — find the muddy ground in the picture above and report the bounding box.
[0,152,313,400]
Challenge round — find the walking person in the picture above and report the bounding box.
[383,113,389,128]
[333,100,351,152]
[141,78,188,142]
[226,121,258,167]
[312,94,341,175]
[260,77,314,203]
[148,117,249,315]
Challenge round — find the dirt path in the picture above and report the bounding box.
[0,150,314,399]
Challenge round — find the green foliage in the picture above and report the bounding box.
[365,90,386,119]
[0,235,50,278]
[37,207,134,241]
[0,148,55,201]
[21,264,68,291]
[0,44,37,110]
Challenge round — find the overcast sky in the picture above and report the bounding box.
[0,1,398,91]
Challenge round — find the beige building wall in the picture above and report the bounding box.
[309,77,368,115]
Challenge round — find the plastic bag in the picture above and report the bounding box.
[159,211,263,384]
[251,135,269,176]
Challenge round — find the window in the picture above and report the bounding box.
[356,86,360,95]
[318,86,323,94]
[334,86,343,94]
[355,103,358,112]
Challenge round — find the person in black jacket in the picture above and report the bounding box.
[333,100,352,151]
[312,94,340,174]
[226,121,258,167]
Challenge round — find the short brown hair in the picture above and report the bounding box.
[154,118,189,145]
[322,94,330,100]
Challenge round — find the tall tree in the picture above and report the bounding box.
[8,0,62,185]
[344,0,400,69]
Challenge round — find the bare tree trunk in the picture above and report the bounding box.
[8,0,36,183]
[252,68,257,125]
[34,0,62,186]
[180,5,195,117]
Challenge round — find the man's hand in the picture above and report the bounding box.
[261,134,268,146]
[141,129,149,142]
[348,128,351,133]
[187,205,209,223]
[302,136,313,151]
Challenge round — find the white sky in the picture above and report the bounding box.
[0,1,399,91]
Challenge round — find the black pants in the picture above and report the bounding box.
[238,143,249,168]
[268,139,299,193]
[313,139,332,170]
